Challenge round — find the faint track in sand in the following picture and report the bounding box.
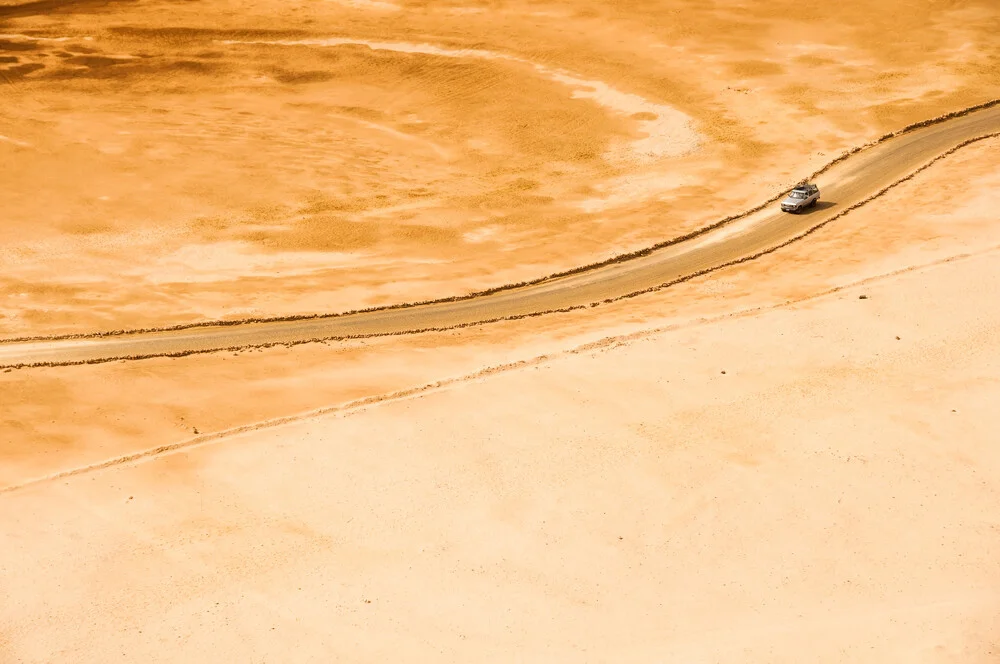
[3,242,999,495]
[0,102,998,369]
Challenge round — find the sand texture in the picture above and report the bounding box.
[1,1,999,662]
[3,214,999,664]
[1,0,998,335]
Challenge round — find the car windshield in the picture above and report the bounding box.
[789,191,808,199]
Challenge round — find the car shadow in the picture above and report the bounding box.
[793,200,836,215]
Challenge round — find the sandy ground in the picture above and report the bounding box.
[3,135,998,489]
[2,2,999,661]
[1,132,998,661]
[1,0,998,335]
[2,217,999,663]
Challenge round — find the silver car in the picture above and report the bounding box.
[780,183,820,213]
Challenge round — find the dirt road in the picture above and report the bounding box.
[2,104,998,368]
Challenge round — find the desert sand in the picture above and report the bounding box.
[2,0,1000,662]
[3,196,999,663]
[2,136,999,663]
[2,0,999,335]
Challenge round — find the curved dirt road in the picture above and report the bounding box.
[2,104,999,368]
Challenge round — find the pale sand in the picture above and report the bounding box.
[0,141,1000,663]
[2,195,1000,662]
[2,3,999,659]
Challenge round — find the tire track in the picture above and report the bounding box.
[4,243,998,495]
[1,103,998,368]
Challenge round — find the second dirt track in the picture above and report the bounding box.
[1,103,999,369]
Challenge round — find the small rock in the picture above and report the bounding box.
[859,295,868,300]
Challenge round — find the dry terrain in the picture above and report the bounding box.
[2,133,999,664]
[2,0,1000,662]
[1,0,998,335]
[3,157,1000,661]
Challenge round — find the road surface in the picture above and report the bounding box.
[2,104,998,368]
